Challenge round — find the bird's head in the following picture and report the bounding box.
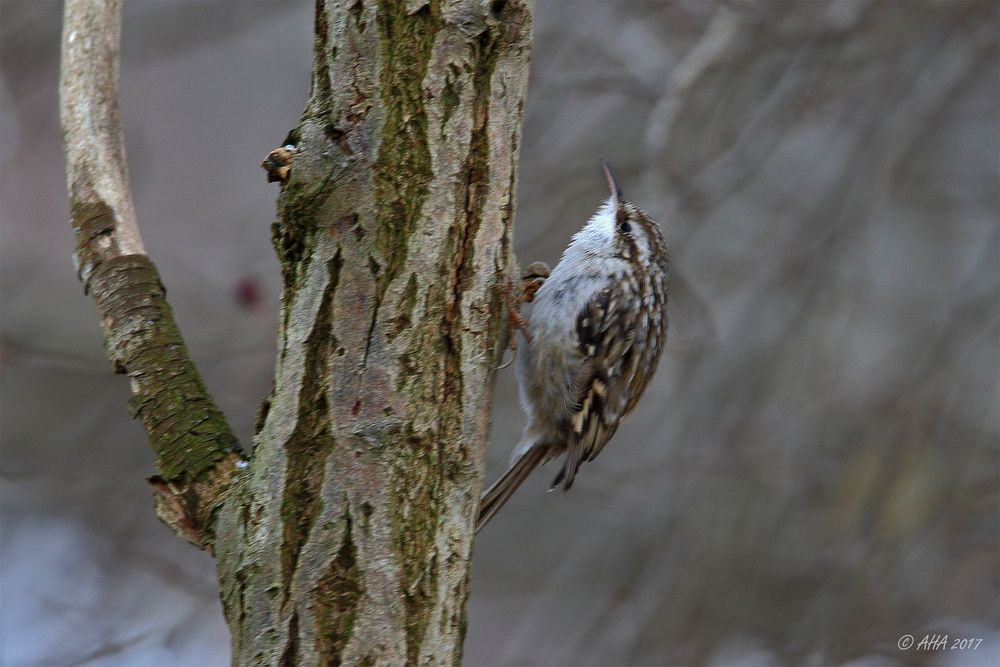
[573,162,667,267]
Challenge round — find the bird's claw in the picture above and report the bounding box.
[495,261,549,369]
[521,261,550,303]
[502,277,532,345]
[496,345,518,370]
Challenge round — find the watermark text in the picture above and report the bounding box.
[898,634,982,651]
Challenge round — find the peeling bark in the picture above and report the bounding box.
[214,1,534,664]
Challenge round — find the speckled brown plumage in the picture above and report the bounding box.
[478,164,669,531]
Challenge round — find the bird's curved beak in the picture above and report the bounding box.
[601,160,623,210]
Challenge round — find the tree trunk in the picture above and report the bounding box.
[61,0,532,663]
[211,1,533,664]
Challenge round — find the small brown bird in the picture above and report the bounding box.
[478,163,670,531]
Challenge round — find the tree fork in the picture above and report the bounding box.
[62,0,534,663]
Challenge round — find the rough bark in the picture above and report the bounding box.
[60,0,245,551]
[61,0,532,661]
[212,2,534,662]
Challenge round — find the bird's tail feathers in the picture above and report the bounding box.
[554,444,581,491]
[476,445,547,533]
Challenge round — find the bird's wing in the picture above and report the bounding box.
[553,281,644,490]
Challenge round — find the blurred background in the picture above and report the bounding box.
[1,1,997,665]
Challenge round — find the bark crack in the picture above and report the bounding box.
[313,504,364,664]
[280,253,341,598]
[372,0,439,304]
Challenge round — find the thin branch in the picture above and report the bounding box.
[59,0,245,551]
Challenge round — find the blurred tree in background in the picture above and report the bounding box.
[2,1,997,665]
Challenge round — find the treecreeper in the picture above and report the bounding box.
[479,163,671,531]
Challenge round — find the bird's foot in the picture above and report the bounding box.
[520,261,550,303]
[496,262,549,369]
[502,277,532,345]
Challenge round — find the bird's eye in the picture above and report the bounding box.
[618,221,632,234]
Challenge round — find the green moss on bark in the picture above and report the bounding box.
[372,1,439,298]
[438,28,501,467]
[391,431,443,665]
[313,508,364,663]
[80,243,239,483]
